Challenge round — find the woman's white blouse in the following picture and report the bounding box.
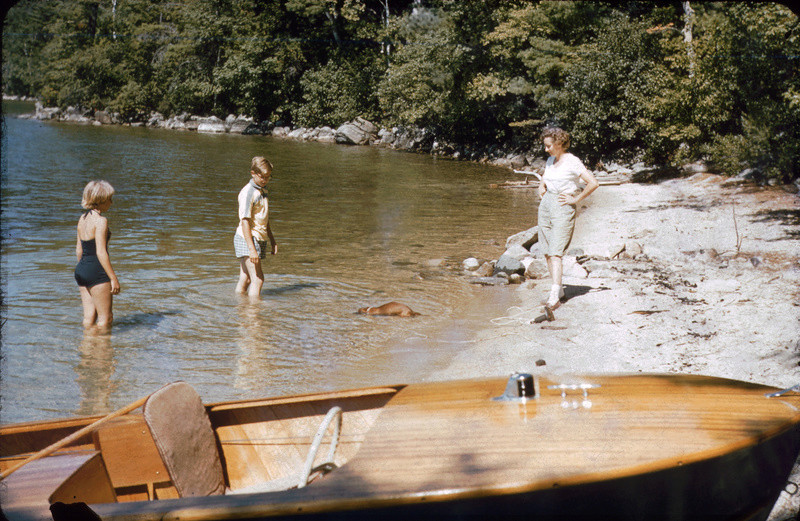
[543,153,588,195]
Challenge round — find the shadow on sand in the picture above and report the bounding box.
[563,284,609,302]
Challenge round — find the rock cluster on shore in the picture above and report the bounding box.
[462,224,651,288]
[17,104,481,160]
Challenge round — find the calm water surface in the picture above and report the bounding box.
[1,101,538,424]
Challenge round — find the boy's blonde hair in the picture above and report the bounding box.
[541,127,571,150]
[81,180,115,209]
[251,156,273,176]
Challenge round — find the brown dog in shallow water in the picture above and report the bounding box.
[357,301,421,317]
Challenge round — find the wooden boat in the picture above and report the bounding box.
[2,373,799,521]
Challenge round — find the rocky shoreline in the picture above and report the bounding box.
[10,98,752,186]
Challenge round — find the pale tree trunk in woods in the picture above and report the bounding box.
[111,0,117,40]
[325,11,342,47]
[682,1,696,78]
[384,0,391,57]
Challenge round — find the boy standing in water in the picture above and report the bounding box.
[234,157,277,297]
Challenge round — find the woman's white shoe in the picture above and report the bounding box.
[545,285,564,308]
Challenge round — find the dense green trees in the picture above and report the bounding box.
[3,1,799,181]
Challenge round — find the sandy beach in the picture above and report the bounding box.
[427,173,800,519]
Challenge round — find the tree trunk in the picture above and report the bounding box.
[112,0,117,40]
[325,11,342,49]
[682,1,696,78]
[382,0,390,61]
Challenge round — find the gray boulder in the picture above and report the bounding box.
[228,115,253,134]
[377,128,395,145]
[391,127,433,151]
[352,116,378,134]
[562,256,588,279]
[335,117,378,145]
[197,116,226,133]
[624,241,643,258]
[184,117,201,131]
[681,161,710,175]
[524,258,549,279]
[163,116,187,130]
[317,126,336,143]
[288,127,307,139]
[502,244,531,262]
[527,242,545,258]
[63,106,92,123]
[463,257,481,271]
[506,226,538,250]
[335,123,370,145]
[146,112,165,127]
[494,245,529,276]
[93,110,114,125]
[474,261,495,277]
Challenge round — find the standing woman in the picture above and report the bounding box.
[537,127,599,309]
[75,180,120,332]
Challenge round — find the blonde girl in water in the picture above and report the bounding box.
[75,180,120,332]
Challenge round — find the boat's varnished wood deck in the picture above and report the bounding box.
[325,374,800,495]
[80,373,800,521]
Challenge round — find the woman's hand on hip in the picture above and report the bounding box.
[559,193,578,205]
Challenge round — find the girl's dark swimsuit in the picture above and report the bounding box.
[75,213,112,288]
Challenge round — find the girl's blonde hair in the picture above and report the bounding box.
[81,180,115,209]
[541,127,571,150]
[251,156,273,176]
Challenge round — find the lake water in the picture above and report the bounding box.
[0,101,538,424]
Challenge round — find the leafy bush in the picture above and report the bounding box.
[548,13,665,164]
[378,7,467,130]
[294,54,381,127]
[108,81,150,121]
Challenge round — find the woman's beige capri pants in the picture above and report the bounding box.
[537,191,576,257]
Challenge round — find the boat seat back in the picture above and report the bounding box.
[143,382,225,498]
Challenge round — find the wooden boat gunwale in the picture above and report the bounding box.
[206,385,404,413]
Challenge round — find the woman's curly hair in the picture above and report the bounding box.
[540,127,571,150]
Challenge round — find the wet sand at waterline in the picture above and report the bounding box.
[427,174,800,520]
